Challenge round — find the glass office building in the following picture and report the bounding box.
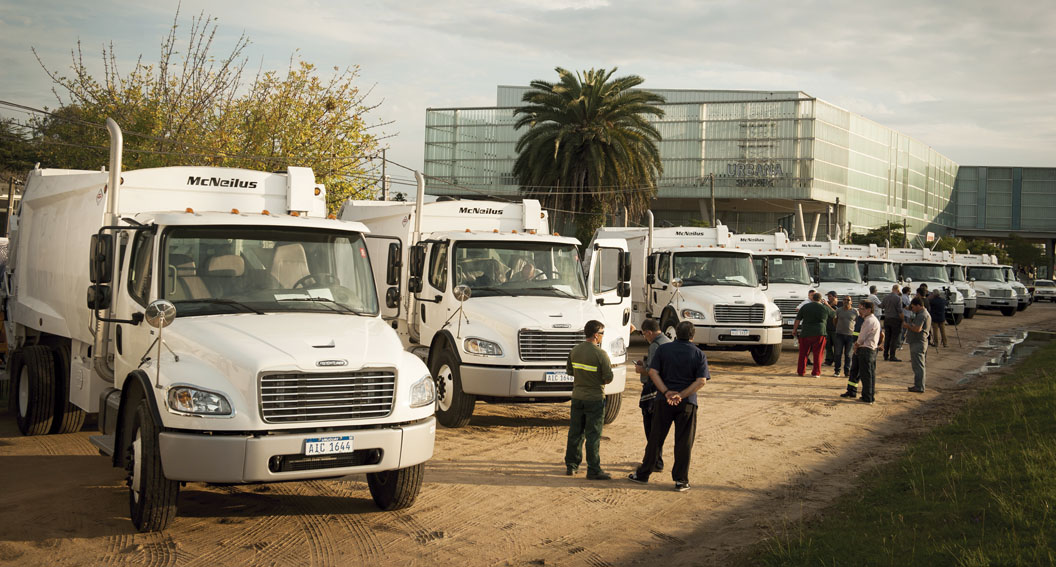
[425,87,958,240]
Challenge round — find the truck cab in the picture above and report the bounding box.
[838,244,899,303]
[957,254,1017,316]
[733,233,815,339]
[1001,265,1031,311]
[789,240,870,305]
[341,196,630,429]
[3,121,434,532]
[885,248,966,324]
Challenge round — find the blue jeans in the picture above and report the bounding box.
[833,333,854,374]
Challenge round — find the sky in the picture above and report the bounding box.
[1,0,1054,173]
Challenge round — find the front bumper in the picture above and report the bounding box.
[978,297,1014,308]
[694,324,783,346]
[158,417,436,483]
[781,316,797,339]
[459,364,627,398]
[1035,291,1056,301]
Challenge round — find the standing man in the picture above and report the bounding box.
[793,292,834,377]
[852,300,883,404]
[881,284,904,362]
[824,291,839,365]
[928,290,948,348]
[634,319,671,473]
[628,321,709,492]
[867,285,881,307]
[904,297,931,393]
[899,285,913,349]
[564,320,614,479]
[832,295,856,377]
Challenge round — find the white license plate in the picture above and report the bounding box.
[784,319,795,326]
[304,435,354,456]
[545,371,574,383]
[731,329,750,336]
[992,300,1008,305]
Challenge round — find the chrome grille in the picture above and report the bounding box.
[518,330,583,361]
[989,289,1012,298]
[714,304,765,324]
[260,369,395,423]
[773,299,801,317]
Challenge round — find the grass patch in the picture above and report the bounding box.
[746,340,1056,566]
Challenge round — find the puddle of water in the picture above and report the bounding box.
[960,330,1056,383]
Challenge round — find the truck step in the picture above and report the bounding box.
[89,434,116,457]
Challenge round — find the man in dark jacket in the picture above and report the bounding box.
[564,320,614,479]
[928,290,948,348]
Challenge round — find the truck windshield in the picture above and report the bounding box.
[948,265,967,282]
[452,241,586,299]
[902,263,950,283]
[161,226,379,317]
[860,261,898,282]
[753,255,810,285]
[674,251,758,287]
[814,259,861,283]
[967,266,1005,282]
[1004,268,1021,284]
[1036,280,1055,287]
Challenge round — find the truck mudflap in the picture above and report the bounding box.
[158,417,436,483]
[459,364,627,398]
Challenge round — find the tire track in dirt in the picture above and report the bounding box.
[181,486,297,567]
[268,481,342,567]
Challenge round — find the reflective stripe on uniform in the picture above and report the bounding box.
[847,380,858,387]
[572,362,598,372]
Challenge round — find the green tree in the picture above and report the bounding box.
[27,10,383,213]
[849,221,907,247]
[512,67,665,243]
[963,239,1010,264]
[1003,234,1042,268]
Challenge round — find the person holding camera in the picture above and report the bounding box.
[634,319,671,473]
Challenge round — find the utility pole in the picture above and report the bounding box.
[380,149,388,201]
[903,218,908,247]
[708,173,716,227]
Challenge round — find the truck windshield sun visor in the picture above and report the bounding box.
[161,225,380,317]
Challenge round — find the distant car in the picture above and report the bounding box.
[1033,279,1056,302]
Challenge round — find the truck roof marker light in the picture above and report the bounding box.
[185,207,194,213]
[493,229,499,233]
[327,214,337,220]
[231,208,239,214]
[553,232,560,236]
[512,229,518,234]
[529,229,536,234]
[465,229,471,233]
[262,209,270,215]
[314,188,321,196]
[290,211,300,217]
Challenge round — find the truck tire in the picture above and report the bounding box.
[50,343,86,434]
[367,463,423,511]
[14,346,56,436]
[127,399,179,532]
[660,313,679,341]
[749,344,781,366]
[431,349,475,428]
[1017,302,1028,312]
[950,313,964,326]
[603,393,621,424]
[964,308,976,319]
[1000,307,1016,317]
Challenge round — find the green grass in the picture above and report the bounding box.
[746,341,1056,567]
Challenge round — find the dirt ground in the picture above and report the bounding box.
[0,306,1050,566]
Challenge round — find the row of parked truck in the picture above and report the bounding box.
[0,121,1032,531]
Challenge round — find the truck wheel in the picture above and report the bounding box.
[14,346,56,436]
[50,343,86,434]
[603,393,621,424]
[127,399,179,532]
[660,313,679,341]
[964,308,976,319]
[1017,302,1028,312]
[431,349,475,428]
[749,344,781,366]
[951,314,964,326]
[1000,307,1016,317]
[367,463,423,511]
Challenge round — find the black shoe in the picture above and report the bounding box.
[627,472,648,484]
[840,391,856,398]
[833,369,841,376]
[889,357,903,362]
[859,398,874,405]
[586,471,612,480]
[907,386,924,393]
[883,355,889,361]
[674,481,691,492]
[566,466,577,476]
[653,461,665,473]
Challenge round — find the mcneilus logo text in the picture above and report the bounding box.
[187,176,259,189]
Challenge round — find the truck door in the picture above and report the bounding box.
[650,251,675,313]
[588,239,630,346]
[364,235,402,320]
[112,229,160,386]
[415,241,450,345]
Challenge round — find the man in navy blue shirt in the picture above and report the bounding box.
[628,321,709,492]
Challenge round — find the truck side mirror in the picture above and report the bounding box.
[385,286,400,308]
[646,254,657,285]
[408,243,426,279]
[617,281,631,298]
[89,234,114,284]
[618,250,631,282]
[386,242,402,286]
[408,276,423,294]
[86,284,112,310]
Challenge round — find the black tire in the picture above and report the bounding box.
[964,308,976,319]
[127,399,179,532]
[603,392,621,424]
[50,343,86,434]
[14,346,56,436]
[750,344,781,366]
[1016,302,1028,312]
[660,312,679,341]
[951,313,964,326]
[6,349,23,415]
[367,463,423,511]
[1000,307,1016,317]
[431,348,475,428]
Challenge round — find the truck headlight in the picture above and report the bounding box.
[167,386,232,416]
[410,374,435,408]
[770,307,782,321]
[464,337,503,356]
[976,289,987,297]
[681,309,706,320]
[608,337,627,357]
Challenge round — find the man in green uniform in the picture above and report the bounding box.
[564,319,614,479]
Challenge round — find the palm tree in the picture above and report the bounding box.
[513,67,665,242]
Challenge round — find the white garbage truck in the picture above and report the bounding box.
[730,232,815,339]
[1000,263,1031,311]
[789,240,870,304]
[340,187,630,429]
[944,261,978,319]
[957,254,1017,316]
[3,120,436,532]
[838,244,900,303]
[591,216,783,365]
[885,248,966,324]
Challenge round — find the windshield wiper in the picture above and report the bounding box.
[173,298,265,314]
[278,296,365,314]
[470,286,513,296]
[536,287,584,299]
